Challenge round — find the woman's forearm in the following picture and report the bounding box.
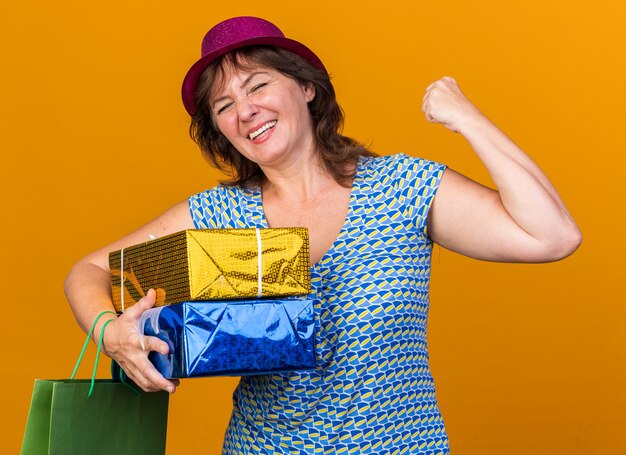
[458,112,581,247]
[64,261,117,344]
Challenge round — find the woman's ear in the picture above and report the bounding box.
[303,83,316,103]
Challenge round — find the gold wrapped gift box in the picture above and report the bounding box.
[109,228,310,313]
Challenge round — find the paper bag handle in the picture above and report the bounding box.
[70,311,117,397]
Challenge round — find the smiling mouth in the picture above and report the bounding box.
[249,120,277,140]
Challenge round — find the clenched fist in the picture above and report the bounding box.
[421,77,483,133]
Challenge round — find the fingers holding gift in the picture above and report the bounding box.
[127,288,158,318]
[102,290,158,357]
[100,289,176,392]
[114,333,174,393]
[140,333,170,356]
[113,332,174,392]
[116,351,177,393]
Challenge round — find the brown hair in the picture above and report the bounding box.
[189,46,376,187]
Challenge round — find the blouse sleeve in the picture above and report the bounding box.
[391,154,447,242]
[188,184,255,229]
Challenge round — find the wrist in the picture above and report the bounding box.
[91,313,117,351]
[456,109,492,137]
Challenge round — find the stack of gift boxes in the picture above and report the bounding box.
[108,229,315,378]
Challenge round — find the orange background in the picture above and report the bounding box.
[2,1,625,454]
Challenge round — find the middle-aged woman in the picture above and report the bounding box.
[65,16,581,455]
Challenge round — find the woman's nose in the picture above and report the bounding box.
[236,97,259,121]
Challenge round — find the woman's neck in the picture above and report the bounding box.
[260,153,338,204]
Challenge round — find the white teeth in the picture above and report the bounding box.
[249,120,277,140]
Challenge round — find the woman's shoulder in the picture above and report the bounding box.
[359,153,446,179]
[189,183,254,204]
[188,183,257,227]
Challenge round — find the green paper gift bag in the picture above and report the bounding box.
[20,312,169,455]
[21,379,168,455]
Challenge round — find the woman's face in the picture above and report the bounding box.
[210,64,316,169]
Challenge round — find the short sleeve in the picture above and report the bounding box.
[399,155,446,239]
[380,154,446,241]
[188,185,251,229]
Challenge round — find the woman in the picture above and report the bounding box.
[65,16,581,454]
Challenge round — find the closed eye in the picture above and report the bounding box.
[249,82,267,93]
[215,102,233,115]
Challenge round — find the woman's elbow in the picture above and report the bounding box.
[64,262,81,301]
[63,258,108,302]
[541,225,583,262]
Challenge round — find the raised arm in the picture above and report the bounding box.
[64,200,194,392]
[422,77,581,262]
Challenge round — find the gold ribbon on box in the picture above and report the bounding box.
[109,229,311,313]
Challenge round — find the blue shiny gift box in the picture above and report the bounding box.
[137,298,316,378]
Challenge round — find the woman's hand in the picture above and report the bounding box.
[101,289,178,393]
[421,77,484,133]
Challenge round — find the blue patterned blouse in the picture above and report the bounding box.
[189,154,450,455]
